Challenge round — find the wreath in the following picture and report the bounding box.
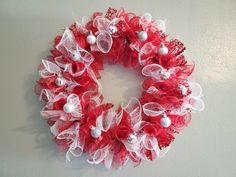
[35,8,204,168]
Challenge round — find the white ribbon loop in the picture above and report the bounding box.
[143,102,165,117]
[40,93,83,121]
[142,64,179,82]
[139,13,152,31]
[142,135,158,151]
[87,146,109,165]
[39,89,55,102]
[96,110,116,132]
[138,42,156,65]
[55,56,86,77]
[123,97,142,126]
[90,16,119,53]
[39,60,62,78]
[189,82,202,98]
[62,123,84,162]
[56,29,94,64]
[66,94,83,118]
[170,82,204,115]
[96,30,113,53]
[154,19,166,32]
[184,82,204,112]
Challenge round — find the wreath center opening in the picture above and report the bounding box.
[99,62,143,109]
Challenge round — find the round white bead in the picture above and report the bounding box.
[160,114,171,127]
[90,126,102,138]
[127,134,137,143]
[158,43,168,55]
[108,25,117,34]
[137,31,148,41]
[70,51,80,61]
[55,77,66,86]
[86,34,96,44]
[63,103,75,113]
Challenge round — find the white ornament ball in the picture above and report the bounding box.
[137,31,148,41]
[108,25,118,34]
[86,34,96,45]
[158,43,168,55]
[160,114,171,127]
[63,103,75,113]
[90,126,102,138]
[127,134,137,143]
[160,70,171,80]
[70,51,80,61]
[55,77,66,86]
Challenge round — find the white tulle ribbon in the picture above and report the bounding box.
[142,82,204,116]
[154,19,166,32]
[87,145,111,165]
[56,29,94,65]
[54,55,86,77]
[146,86,159,94]
[95,30,113,53]
[122,97,142,126]
[96,110,116,132]
[118,98,170,160]
[39,60,79,90]
[56,123,84,162]
[90,17,120,53]
[122,130,170,160]
[80,68,103,106]
[40,93,83,121]
[142,64,180,82]
[143,102,165,117]
[40,59,61,78]
[72,12,90,35]
[138,42,156,65]
[39,89,55,102]
[170,82,205,115]
[139,13,152,32]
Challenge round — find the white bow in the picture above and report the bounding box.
[41,93,83,121]
[56,28,94,66]
[142,64,180,82]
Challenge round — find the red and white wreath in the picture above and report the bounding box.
[35,8,204,168]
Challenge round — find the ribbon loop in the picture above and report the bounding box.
[143,102,165,117]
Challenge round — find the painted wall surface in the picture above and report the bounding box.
[0,0,235,176]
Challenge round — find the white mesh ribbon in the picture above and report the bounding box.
[66,94,83,118]
[39,60,76,88]
[40,93,83,121]
[139,13,152,31]
[39,89,55,102]
[56,29,94,64]
[119,98,170,160]
[87,145,111,165]
[142,64,180,82]
[73,12,90,35]
[122,97,142,126]
[154,19,166,32]
[138,42,156,65]
[170,82,205,115]
[143,102,165,117]
[90,16,120,53]
[96,110,116,132]
[40,59,61,78]
[95,30,113,53]
[56,123,84,162]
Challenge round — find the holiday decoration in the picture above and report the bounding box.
[35,7,204,169]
